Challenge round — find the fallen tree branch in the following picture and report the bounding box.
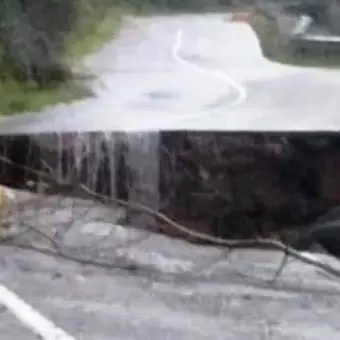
[80,184,340,282]
[1,154,340,283]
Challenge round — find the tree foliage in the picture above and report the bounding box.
[0,0,79,87]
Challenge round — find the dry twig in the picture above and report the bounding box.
[1,154,340,283]
[79,184,340,282]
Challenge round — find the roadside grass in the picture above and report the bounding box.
[249,11,340,68]
[65,5,125,59]
[0,79,91,116]
[0,4,125,116]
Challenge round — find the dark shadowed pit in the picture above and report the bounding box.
[1,131,340,251]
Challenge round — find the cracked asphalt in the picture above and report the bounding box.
[1,190,340,339]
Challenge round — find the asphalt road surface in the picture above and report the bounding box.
[2,13,340,340]
[1,189,340,339]
[1,14,340,133]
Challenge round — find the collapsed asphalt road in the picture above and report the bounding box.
[2,12,340,340]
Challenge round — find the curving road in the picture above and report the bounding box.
[3,14,340,339]
[1,14,340,134]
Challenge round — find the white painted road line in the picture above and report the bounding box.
[172,29,247,108]
[134,27,247,131]
[0,284,76,340]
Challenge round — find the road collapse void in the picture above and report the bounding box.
[1,131,340,247]
[1,16,340,251]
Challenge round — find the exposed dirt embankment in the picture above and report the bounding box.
[157,133,340,242]
[1,133,340,245]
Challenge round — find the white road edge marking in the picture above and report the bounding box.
[0,284,76,340]
[136,27,247,131]
[172,29,247,108]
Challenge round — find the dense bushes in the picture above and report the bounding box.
[0,0,78,87]
[0,0,126,88]
[0,0,124,115]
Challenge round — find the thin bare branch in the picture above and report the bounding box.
[1,151,340,284]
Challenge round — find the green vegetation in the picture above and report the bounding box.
[66,3,125,59]
[250,11,340,68]
[0,0,126,116]
[0,80,91,116]
[2,1,339,117]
